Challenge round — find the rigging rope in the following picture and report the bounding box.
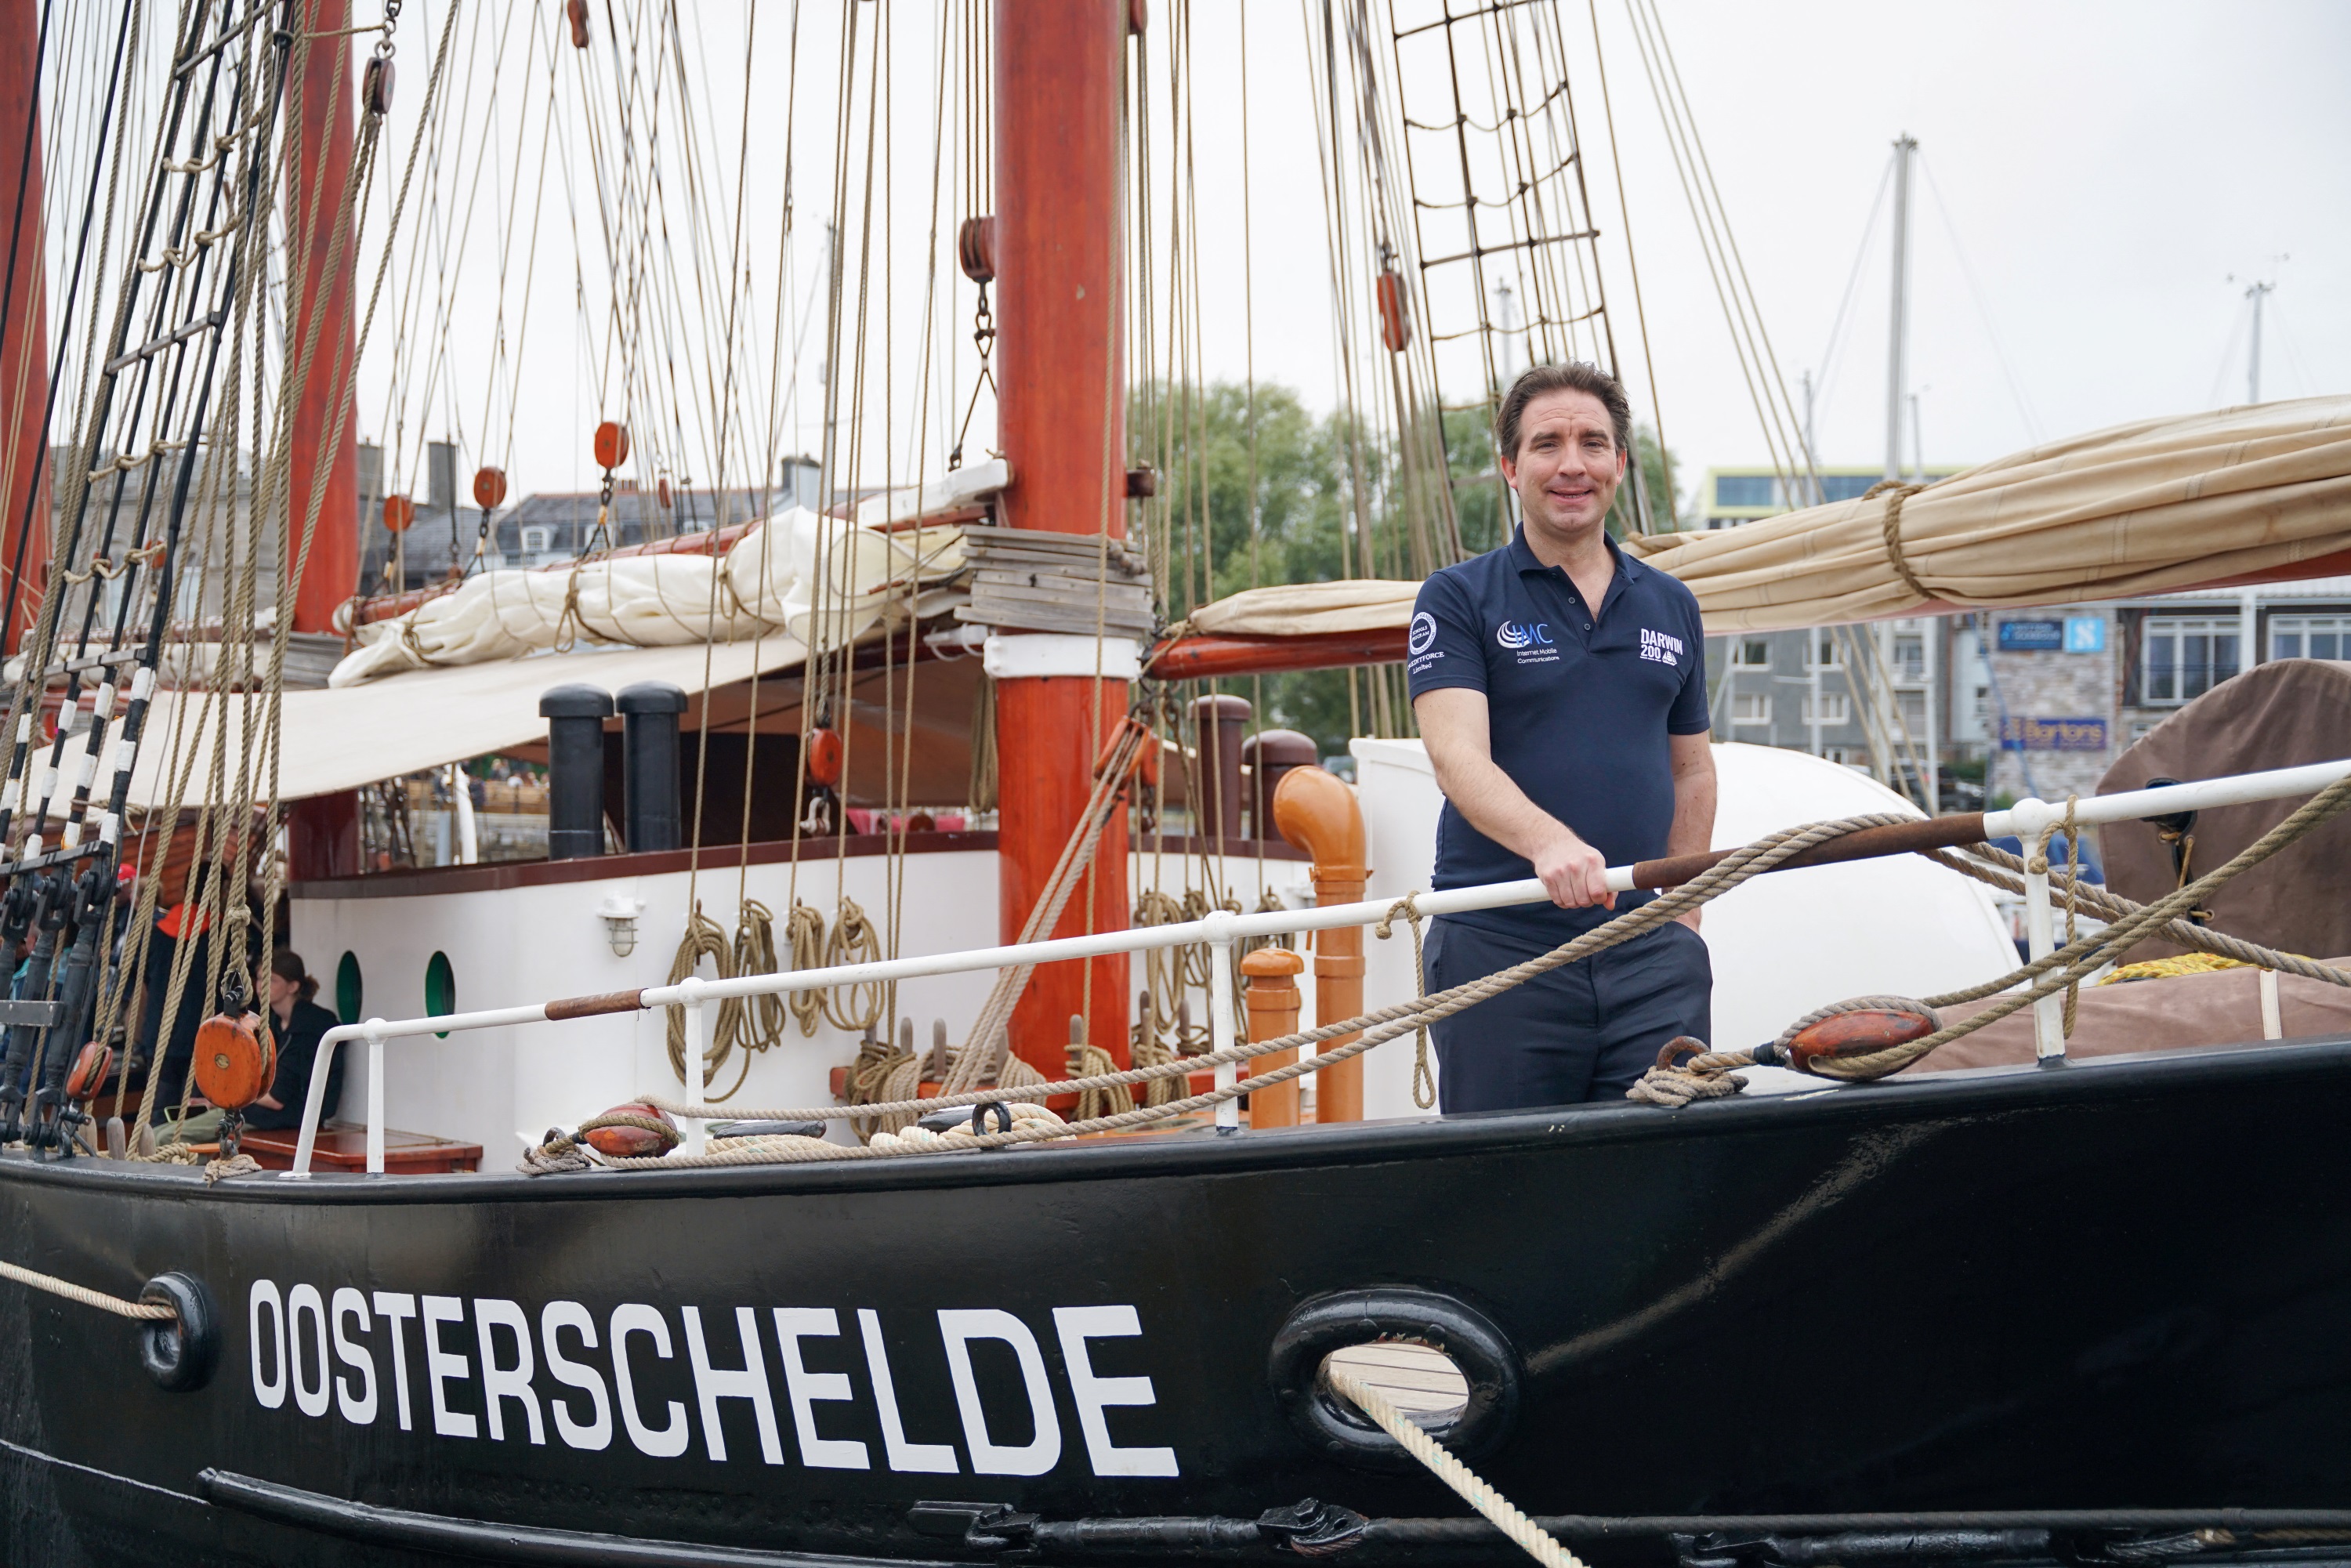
[1325,1361,1579,1568]
[0,1258,174,1322]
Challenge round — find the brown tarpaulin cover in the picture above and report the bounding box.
[1903,958,2351,1072]
[2096,657,2351,960]
[1622,397,2351,632]
[1906,659,2351,1071]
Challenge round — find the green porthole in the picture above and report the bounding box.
[335,951,362,1026]
[425,951,455,1038]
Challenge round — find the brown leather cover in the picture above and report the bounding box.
[2096,657,2351,960]
[1905,958,2351,1072]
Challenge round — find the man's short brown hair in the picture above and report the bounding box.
[1495,362,1632,462]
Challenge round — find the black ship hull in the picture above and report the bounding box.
[3,1037,2349,1567]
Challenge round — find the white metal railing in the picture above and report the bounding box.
[287,758,2351,1176]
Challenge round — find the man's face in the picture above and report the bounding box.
[1501,388,1627,545]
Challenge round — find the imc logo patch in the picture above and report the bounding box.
[1639,628,1683,667]
[1408,612,1437,657]
[1495,620,1552,651]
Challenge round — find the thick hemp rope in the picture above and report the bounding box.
[1863,479,1933,605]
[1923,843,2351,988]
[1325,1362,1581,1568]
[0,1259,175,1322]
[1375,893,1436,1110]
[1632,769,2351,1102]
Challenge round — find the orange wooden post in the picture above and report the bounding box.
[1273,766,1367,1121]
[1241,947,1304,1128]
[992,2,1133,1077]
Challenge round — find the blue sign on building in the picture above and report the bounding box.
[2000,716,2109,752]
[2063,616,2106,654]
[1998,619,2064,651]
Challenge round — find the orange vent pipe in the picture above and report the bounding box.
[1271,766,1367,1121]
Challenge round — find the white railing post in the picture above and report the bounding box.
[1204,911,1240,1132]
[680,977,708,1157]
[2009,798,2067,1065]
[449,762,479,864]
[366,1020,388,1173]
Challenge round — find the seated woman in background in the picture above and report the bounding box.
[241,949,344,1132]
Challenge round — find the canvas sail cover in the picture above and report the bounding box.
[1621,396,2351,631]
[13,639,810,811]
[1181,578,1422,636]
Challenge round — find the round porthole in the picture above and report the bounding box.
[425,951,455,1037]
[335,951,362,1026]
[1267,1288,1520,1471]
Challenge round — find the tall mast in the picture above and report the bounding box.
[992,2,1132,1074]
[1884,134,1915,483]
[285,0,360,633]
[2245,279,2273,404]
[0,3,50,655]
[284,2,364,879]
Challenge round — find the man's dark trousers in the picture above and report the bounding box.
[1423,914,1712,1110]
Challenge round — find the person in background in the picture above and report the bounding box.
[241,948,343,1132]
[143,864,258,1126]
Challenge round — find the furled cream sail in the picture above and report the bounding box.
[1624,396,2351,631]
[327,462,998,686]
[1167,400,2351,639]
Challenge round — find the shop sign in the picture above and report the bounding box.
[2063,616,2107,654]
[2000,715,2109,752]
[1997,620,2064,651]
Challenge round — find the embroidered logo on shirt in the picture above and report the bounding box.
[1495,620,1552,651]
[1408,611,1437,657]
[1639,627,1684,667]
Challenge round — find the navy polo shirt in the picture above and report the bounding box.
[1406,527,1709,938]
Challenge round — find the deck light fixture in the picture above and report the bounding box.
[597,896,647,958]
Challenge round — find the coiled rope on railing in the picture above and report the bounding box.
[1324,1362,1580,1568]
[532,779,2351,1171]
[565,813,1900,1169]
[0,1260,174,1322]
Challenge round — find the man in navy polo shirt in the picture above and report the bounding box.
[1407,362,1716,1110]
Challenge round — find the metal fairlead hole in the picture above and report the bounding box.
[1270,1289,1520,1470]
[1322,1340,1470,1432]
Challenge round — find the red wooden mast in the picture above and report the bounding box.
[992,3,1132,1075]
[284,2,364,879]
[0,2,50,656]
[284,0,360,634]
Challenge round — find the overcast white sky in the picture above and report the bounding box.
[327,0,2348,517]
[1183,0,2351,505]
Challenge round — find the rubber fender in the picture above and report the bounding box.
[140,1273,218,1392]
